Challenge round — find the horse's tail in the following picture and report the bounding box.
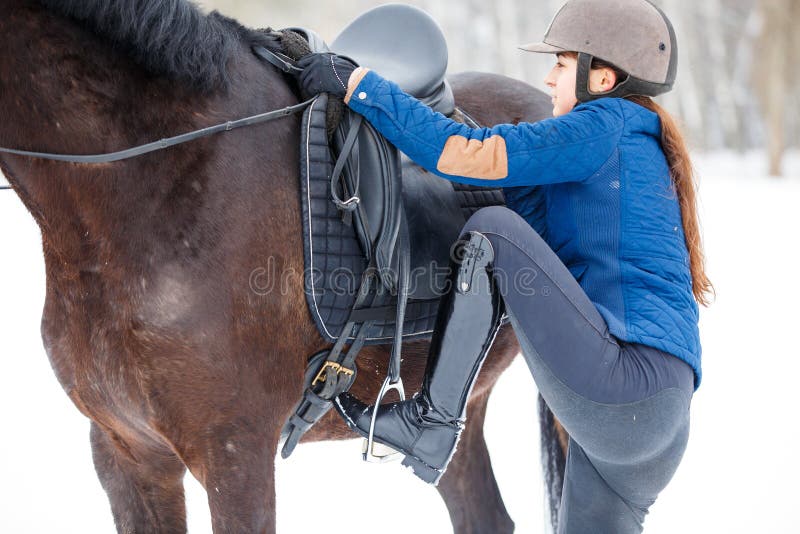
[538,393,566,533]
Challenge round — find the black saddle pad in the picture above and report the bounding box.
[299,94,505,344]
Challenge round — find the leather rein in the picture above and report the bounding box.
[0,46,310,190]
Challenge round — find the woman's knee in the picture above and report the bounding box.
[585,388,691,467]
[461,206,537,238]
[460,206,550,277]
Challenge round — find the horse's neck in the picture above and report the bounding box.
[0,2,295,276]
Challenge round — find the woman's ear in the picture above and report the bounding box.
[589,67,617,94]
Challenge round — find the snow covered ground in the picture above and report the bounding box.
[0,151,798,533]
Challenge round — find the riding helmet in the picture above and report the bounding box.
[519,0,678,102]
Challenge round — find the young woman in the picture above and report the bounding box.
[298,0,713,531]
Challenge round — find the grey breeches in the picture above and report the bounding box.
[461,206,694,534]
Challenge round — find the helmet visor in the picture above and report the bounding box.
[518,41,568,54]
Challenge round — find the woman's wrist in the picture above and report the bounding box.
[344,67,371,104]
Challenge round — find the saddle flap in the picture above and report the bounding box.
[300,94,507,345]
[333,111,403,292]
[400,158,467,300]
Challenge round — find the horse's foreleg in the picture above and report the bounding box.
[181,420,278,534]
[436,389,515,534]
[90,422,187,534]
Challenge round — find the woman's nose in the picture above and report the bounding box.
[544,67,556,87]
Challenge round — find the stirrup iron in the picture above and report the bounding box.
[361,374,405,462]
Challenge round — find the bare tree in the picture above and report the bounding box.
[755,0,795,176]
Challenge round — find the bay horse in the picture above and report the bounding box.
[0,1,565,532]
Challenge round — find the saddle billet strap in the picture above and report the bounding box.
[346,300,435,323]
[280,263,386,459]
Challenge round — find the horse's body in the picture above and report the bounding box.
[0,1,556,532]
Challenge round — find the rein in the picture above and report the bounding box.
[0,46,311,189]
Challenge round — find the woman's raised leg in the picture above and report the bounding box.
[462,206,694,533]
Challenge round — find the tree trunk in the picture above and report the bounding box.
[757,0,792,176]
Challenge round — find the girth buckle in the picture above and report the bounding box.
[312,361,354,386]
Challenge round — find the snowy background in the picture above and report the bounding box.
[2,0,799,531]
[2,151,799,533]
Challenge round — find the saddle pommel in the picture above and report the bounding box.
[331,4,454,116]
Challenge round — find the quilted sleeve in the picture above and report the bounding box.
[345,68,625,187]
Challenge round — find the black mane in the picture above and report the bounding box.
[37,0,280,92]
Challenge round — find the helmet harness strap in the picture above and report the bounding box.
[575,52,633,103]
[575,51,674,104]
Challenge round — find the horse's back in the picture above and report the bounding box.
[449,71,552,126]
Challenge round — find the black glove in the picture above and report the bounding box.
[297,53,358,99]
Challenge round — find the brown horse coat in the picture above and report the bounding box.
[0,1,559,532]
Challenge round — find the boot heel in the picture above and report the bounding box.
[401,454,444,485]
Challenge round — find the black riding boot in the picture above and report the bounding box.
[335,231,504,485]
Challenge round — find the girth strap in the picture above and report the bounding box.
[280,262,388,458]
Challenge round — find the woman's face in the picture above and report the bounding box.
[544,53,579,117]
[544,53,619,117]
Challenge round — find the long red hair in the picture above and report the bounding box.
[582,54,715,306]
[625,95,714,306]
